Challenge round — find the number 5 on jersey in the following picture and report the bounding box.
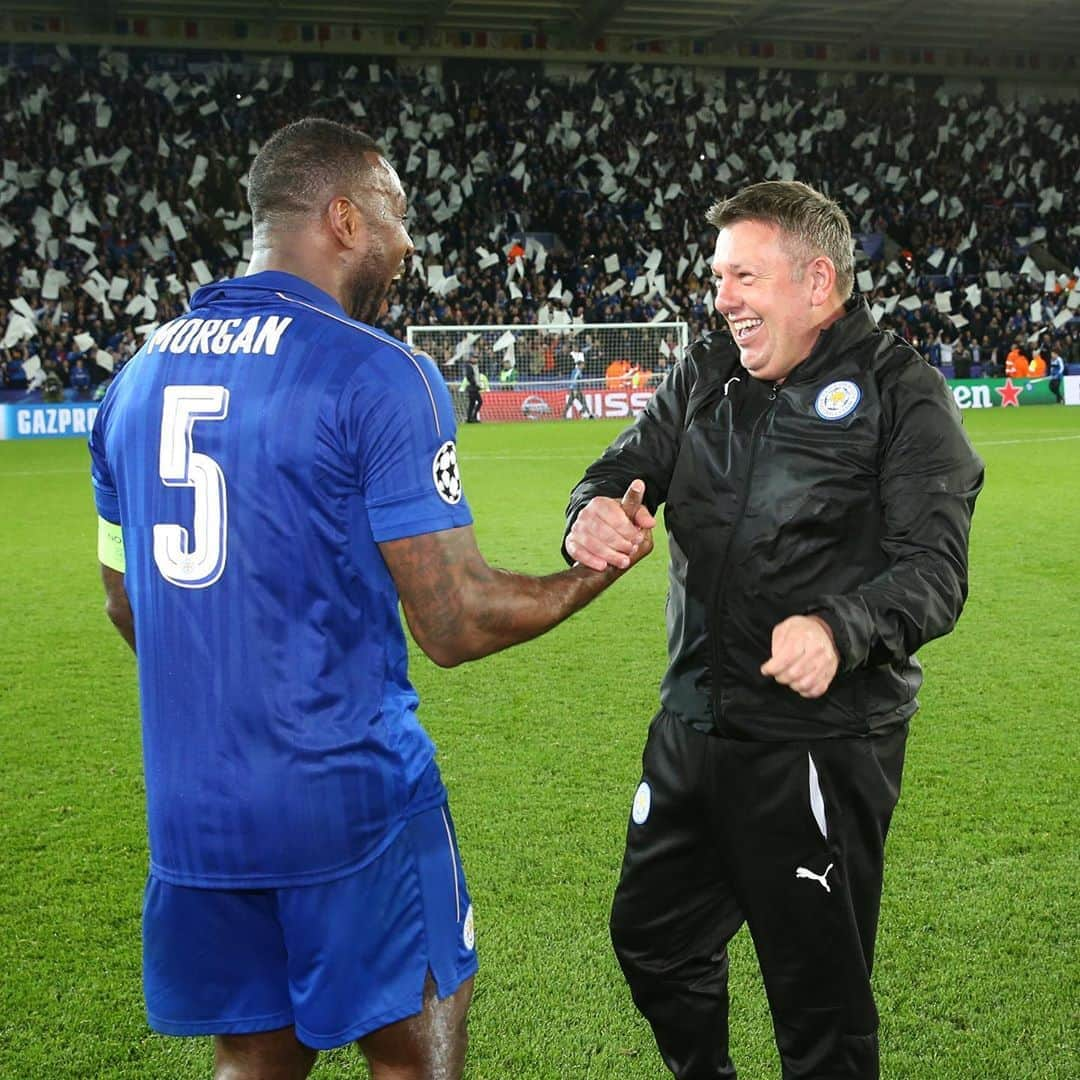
[154,385,230,589]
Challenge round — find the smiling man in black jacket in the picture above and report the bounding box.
[564,181,983,1080]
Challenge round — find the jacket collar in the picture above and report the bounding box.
[784,297,877,386]
[190,271,348,318]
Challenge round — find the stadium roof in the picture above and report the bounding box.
[409,0,1077,52]
[7,0,1080,55]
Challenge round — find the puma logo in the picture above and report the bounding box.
[795,863,834,893]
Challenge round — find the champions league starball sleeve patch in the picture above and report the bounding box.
[432,440,463,504]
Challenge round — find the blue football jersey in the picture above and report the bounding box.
[89,271,472,888]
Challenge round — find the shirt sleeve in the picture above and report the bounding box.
[88,384,121,524]
[342,343,473,543]
[560,332,738,563]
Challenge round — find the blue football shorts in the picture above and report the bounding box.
[142,802,477,1049]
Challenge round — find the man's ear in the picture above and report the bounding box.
[326,196,362,249]
[808,255,837,307]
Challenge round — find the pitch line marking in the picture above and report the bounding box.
[4,434,1080,478]
[976,434,1080,447]
[462,434,1080,459]
[0,467,89,477]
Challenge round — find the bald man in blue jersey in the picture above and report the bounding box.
[90,118,652,1080]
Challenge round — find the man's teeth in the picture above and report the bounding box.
[731,318,763,339]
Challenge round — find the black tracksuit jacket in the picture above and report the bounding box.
[565,299,985,740]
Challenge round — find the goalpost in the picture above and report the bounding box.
[405,321,690,423]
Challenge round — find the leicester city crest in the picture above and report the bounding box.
[631,781,652,825]
[463,903,475,951]
[814,380,861,421]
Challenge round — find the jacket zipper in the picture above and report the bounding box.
[708,381,781,729]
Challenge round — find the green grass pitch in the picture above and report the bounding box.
[1,404,1077,1078]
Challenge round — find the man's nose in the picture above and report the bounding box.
[714,277,738,312]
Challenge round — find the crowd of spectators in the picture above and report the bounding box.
[1,44,1078,396]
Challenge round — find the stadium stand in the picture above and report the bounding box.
[1,45,1078,398]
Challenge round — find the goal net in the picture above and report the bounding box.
[406,321,690,423]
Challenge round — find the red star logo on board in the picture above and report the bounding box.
[996,378,1022,407]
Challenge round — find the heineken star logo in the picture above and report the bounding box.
[995,378,1022,407]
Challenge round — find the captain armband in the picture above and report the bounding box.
[97,516,126,573]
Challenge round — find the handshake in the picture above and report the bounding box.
[565,479,655,573]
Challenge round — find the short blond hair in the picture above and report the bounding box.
[706,180,854,299]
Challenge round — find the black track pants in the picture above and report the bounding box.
[610,711,906,1079]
